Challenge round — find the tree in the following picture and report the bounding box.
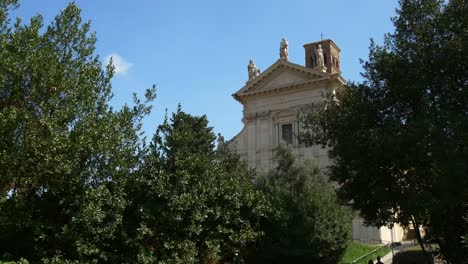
[300,0,468,262]
[252,146,351,264]
[0,1,155,262]
[128,106,270,264]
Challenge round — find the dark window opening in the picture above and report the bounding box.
[324,52,327,64]
[282,124,293,145]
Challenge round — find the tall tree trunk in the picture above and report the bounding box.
[412,216,432,264]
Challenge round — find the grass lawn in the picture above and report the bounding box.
[406,245,422,251]
[339,242,391,264]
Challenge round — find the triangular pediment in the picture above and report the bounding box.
[233,60,335,101]
[250,69,319,93]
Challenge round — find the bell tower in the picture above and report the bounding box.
[303,39,341,74]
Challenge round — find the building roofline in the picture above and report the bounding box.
[231,59,330,102]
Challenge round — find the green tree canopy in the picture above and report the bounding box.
[252,146,351,264]
[0,1,155,262]
[301,0,467,262]
[127,106,270,264]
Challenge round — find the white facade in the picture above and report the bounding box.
[228,39,405,243]
[230,60,340,171]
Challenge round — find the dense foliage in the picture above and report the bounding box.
[252,146,352,263]
[125,106,271,263]
[0,1,156,262]
[300,0,468,263]
[0,1,271,263]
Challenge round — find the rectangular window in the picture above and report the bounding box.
[281,123,293,145]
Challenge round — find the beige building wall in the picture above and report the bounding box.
[231,87,334,171]
[352,216,405,244]
[352,217,382,243]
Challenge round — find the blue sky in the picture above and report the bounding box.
[12,0,399,140]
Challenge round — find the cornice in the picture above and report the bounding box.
[233,60,328,97]
[240,77,329,100]
[232,59,345,103]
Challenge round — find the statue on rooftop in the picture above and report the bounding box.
[315,44,324,66]
[280,37,289,61]
[248,59,261,80]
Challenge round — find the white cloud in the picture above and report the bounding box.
[104,53,132,75]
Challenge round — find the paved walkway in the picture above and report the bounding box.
[381,251,393,264]
[375,241,419,264]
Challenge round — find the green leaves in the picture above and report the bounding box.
[128,107,269,264]
[0,2,155,262]
[301,0,468,262]
[253,145,351,263]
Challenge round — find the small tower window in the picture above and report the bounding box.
[324,52,327,64]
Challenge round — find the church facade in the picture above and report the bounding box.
[229,39,342,171]
[228,38,405,243]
